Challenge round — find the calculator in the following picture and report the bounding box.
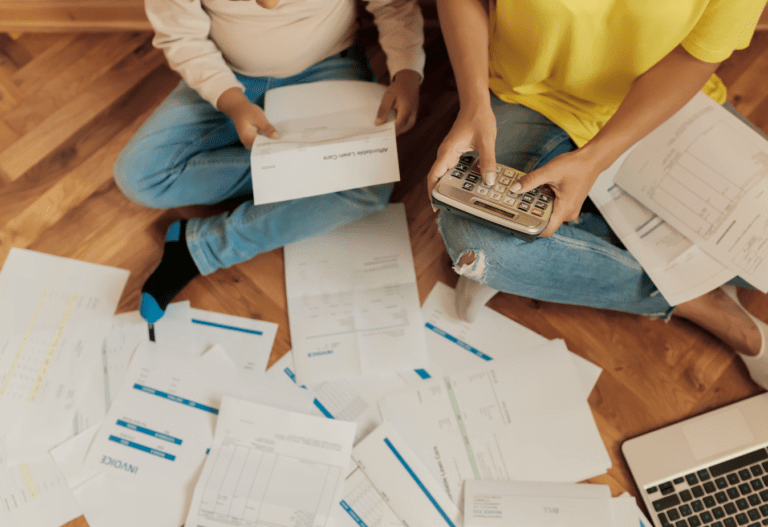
[431,152,553,242]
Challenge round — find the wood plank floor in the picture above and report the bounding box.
[0,23,767,527]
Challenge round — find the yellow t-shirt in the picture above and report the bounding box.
[489,0,764,147]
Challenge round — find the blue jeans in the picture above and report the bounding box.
[438,95,757,318]
[114,46,393,275]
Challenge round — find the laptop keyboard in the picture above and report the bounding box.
[648,447,768,527]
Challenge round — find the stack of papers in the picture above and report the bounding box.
[590,92,768,304]
[1,211,620,527]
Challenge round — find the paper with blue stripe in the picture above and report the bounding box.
[352,421,461,527]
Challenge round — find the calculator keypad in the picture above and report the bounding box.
[441,154,553,227]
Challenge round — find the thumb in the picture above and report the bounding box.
[254,115,280,140]
[509,166,549,194]
[375,91,395,125]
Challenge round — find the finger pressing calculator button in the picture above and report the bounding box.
[466,174,479,183]
[493,184,506,193]
[531,208,544,217]
[517,202,530,211]
[490,191,502,200]
[462,182,475,191]
[476,187,489,196]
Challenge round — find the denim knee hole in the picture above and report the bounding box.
[453,250,487,281]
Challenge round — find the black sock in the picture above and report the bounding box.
[139,220,200,323]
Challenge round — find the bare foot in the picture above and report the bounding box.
[675,287,762,356]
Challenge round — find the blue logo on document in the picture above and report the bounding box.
[308,350,333,358]
[100,455,139,474]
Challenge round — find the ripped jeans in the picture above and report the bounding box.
[437,95,755,318]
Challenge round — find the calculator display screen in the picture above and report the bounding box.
[472,200,517,220]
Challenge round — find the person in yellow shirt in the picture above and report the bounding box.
[426,0,768,388]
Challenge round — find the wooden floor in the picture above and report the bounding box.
[0,23,767,527]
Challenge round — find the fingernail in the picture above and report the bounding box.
[484,171,496,185]
[510,182,522,192]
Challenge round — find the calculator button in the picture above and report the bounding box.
[460,155,474,164]
[496,165,503,173]
[457,164,469,172]
[538,194,551,203]
[462,182,475,191]
[493,184,506,193]
[517,202,530,212]
[490,191,502,201]
[535,201,547,210]
[466,174,479,183]
[499,176,511,185]
[522,195,534,203]
[531,208,544,217]
[450,170,463,178]
[475,187,489,196]
[503,196,516,206]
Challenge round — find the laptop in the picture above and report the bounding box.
[623,392,768,527]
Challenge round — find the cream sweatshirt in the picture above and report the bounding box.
[145,0,425,108]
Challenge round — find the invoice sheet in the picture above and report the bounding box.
[463,480,612,527]
[591,148,735,305]
[351,420,462,527]
[419,282,602,396]
[613,92,768,292]
[251,80,399,205]
[379,349,611,505]
[284,203,428,385]
[0,248,129,462]
[190,307,278,378]
[184,395,355,527]
[81,342,318,527]
[267,350,422,445]
[0,455,83,527]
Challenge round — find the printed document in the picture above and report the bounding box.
[251,80,399,205]
[80,342,317,527]
[267,350,422,444]
[184,396,355,527]
[284,204,428,384]
[463,480,650,527]
[0,248,128,461]
[613,92,768,292]
[420,282,602,397]
[0,455,82,527]
[379,349,611,504]
[590,150,735,305]
[190,307,278,378]
[351,421,462,527]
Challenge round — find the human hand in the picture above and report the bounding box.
[375,69,421,135]
[425,101,497,207]
[217,87,280,150]
[510,148,600,237]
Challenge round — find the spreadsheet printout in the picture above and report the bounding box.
[614,92,768,292]
[0,248,128,462]
[284,203,428,385]
[184,396,355,527]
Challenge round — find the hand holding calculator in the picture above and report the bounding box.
[430,152,553,242]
